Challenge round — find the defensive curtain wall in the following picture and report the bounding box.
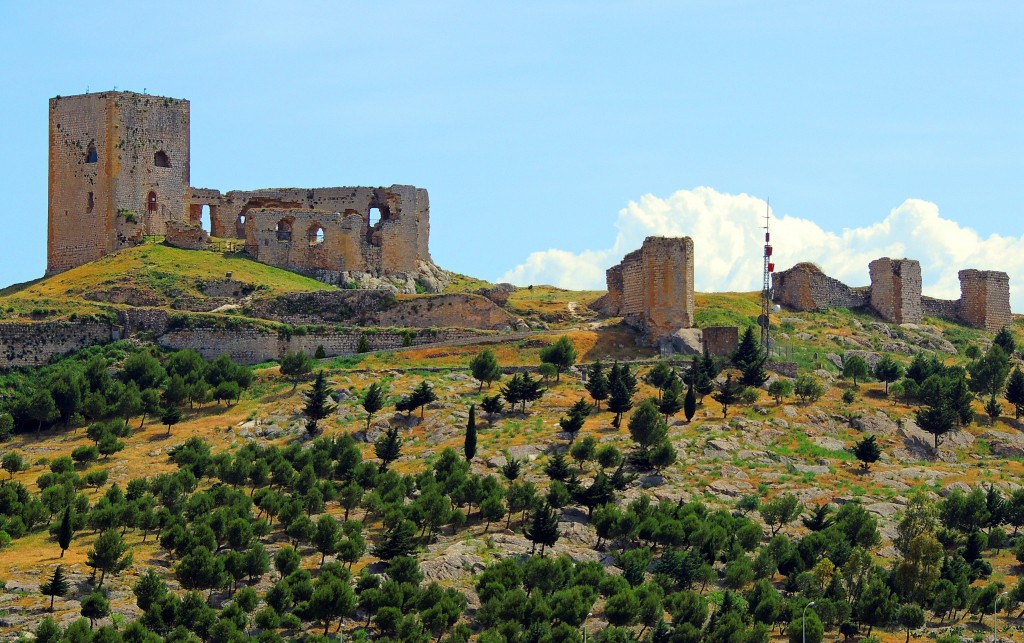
[0,311,487,369]
[47,91,446,292]
[772,258,1012,332]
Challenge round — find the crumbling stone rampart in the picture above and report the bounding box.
[703,326,739,358]
[774,259,1013,331]
[868,258,922,324]
[0,321,115,367]
[591,237,694,343]
[247,291,522,331]
[771,263,869,311]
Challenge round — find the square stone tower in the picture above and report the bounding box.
[958,269,1012,332]
[868,257,922,324]
[48,92,190,274]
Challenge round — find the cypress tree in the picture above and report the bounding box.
[56,507,74,558]
[464,404,477,462]
[683,382,697,422]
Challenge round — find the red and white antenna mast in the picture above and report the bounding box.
[760,199,775,349]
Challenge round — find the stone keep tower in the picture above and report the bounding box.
[958,270,1012,332]
[48,92,190,274]
[868,257,922,324]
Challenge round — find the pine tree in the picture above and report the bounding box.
[712,375,745,419]
[1005,366,1024,421]
[873,355,903,394]
[994,326,1017,357]
[40,565,70,611]
[585,361,610,410]
[80,591,110,630]
[56,507,74,558]
[985,395,1002,425]
[559,398,591,442]
[374,427,402,473]
[86,529,133,588]
[303,371,338,435]
[464,404,477,462]
[161,405,182,435]
[362,382,385,430]
[854,435,881,470]
[690,354,716,402]
[731,327,764,372]
[372,519,418,560]
[280,351,313,391]
[410,381,438,418]
[539,336,577,382]
[659,374,684,420]
[645,362,674,399]
[480,394,504,424]
[628,399,669,457]
[524,501,560,555]
[469,349,503,392]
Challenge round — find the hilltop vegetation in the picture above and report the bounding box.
[1,274,1024,641]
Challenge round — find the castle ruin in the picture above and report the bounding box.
[47,91,446,292]
[773,258,1012,332]
[592,236,695,343]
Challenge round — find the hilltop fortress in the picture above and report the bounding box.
[47,91,446,292]
[772,258,1012,332]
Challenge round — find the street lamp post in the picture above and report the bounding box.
[995,590,1009,641]
[803,601,817,643]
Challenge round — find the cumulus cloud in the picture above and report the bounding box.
[499,186,1024,311]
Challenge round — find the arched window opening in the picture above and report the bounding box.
[309,225,325,246]
[235,214,247,238]
[369,207,382,227]
[199,205,211,234]
[276,218,293,242]
[85,141,98,164]
[154,150,171,168]
[147,191,158,213]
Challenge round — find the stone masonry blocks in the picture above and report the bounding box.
[592,236,694,343]
[958,270,1012,332]
[869,258,922,324]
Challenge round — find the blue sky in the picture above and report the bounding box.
[2,2,1022,304]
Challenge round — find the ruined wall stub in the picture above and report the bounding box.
[771,263,868,311]
[48,92,190,273]
[868,257,922,324]
[958,270,1012,332]
[703,326,739,358]
[593,236,694,342]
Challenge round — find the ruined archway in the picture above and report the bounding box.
[147,191,158,213]
[276,218,293,242]
[308,224,325,246]
[366,203,391,246]
[199,205,212,235]
[235,214,247,238]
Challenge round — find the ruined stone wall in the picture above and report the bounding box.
[703,326,739,358]
[0,321,114,368]
[157,326,485,364]
[246,291,521,331]
[921,297,960,321]
[869,258,922,324]
[190,185,431,275]
[958,270,1012,332]
[164,220,210,250]
[48,92,189,274]
[772,263,869,311]
[591,237,694,342]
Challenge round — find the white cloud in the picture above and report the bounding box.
[499,186,1024,311]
